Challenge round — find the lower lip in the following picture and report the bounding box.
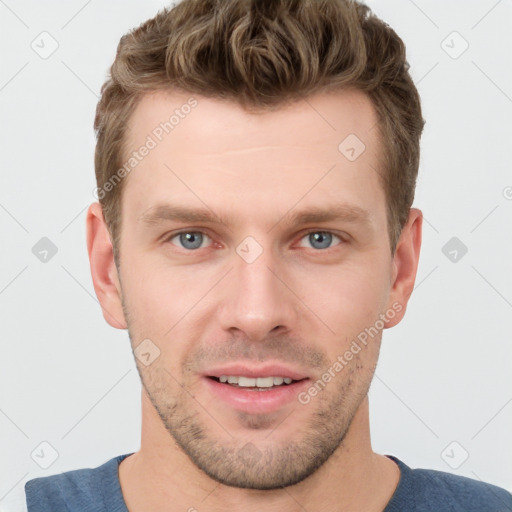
[203,377,310,415]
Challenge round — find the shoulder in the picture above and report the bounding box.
[23,453,133,512]
[386,455,512,512]
[412,467,512,508]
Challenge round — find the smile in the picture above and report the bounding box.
[214,375,296,388]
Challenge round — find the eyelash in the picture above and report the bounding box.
[163,229,347,252]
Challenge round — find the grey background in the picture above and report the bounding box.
[1,0,511,505]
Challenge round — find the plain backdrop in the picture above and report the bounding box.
[1,0,511,505]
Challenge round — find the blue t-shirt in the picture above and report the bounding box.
[18,453,512,511]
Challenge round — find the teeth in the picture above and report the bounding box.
[256,377,274,387]
[238,376,257,387]
[217,375,296,387]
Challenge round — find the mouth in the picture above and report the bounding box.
[207,375,306,390]
[202,365,310,414]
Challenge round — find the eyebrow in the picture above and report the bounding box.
[138,203,371,229]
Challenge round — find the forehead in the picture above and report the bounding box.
[126,88,380,156]
[121,88,385,230]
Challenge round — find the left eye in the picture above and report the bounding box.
[167,230,342,251]
[298,231,343,250]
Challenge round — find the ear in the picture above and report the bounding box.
[384,208,422,328]
[86,202,127,329]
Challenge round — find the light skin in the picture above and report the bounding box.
[87,88,422,511]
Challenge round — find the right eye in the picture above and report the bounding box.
[166,231,213,251]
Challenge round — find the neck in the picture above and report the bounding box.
[118,391,399,512]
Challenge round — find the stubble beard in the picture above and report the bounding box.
[137,356,372,490]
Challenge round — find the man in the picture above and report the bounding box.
[16,0,512,510]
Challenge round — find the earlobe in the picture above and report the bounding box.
[384,208,423,329]
[86,202,127,329]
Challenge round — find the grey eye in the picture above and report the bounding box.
[301,231,341,250]
[174,232,208,250]
[309,232,332,249]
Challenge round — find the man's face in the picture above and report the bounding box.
[115,89,399,489]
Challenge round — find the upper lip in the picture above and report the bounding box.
[204,364,309,381]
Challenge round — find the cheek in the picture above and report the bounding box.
[298,260,390,332]
[120,244,218,362]
[120,256,215,350]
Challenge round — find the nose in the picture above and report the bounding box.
[217,243,299,343]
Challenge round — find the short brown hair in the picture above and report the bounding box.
[94,0,424,264]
